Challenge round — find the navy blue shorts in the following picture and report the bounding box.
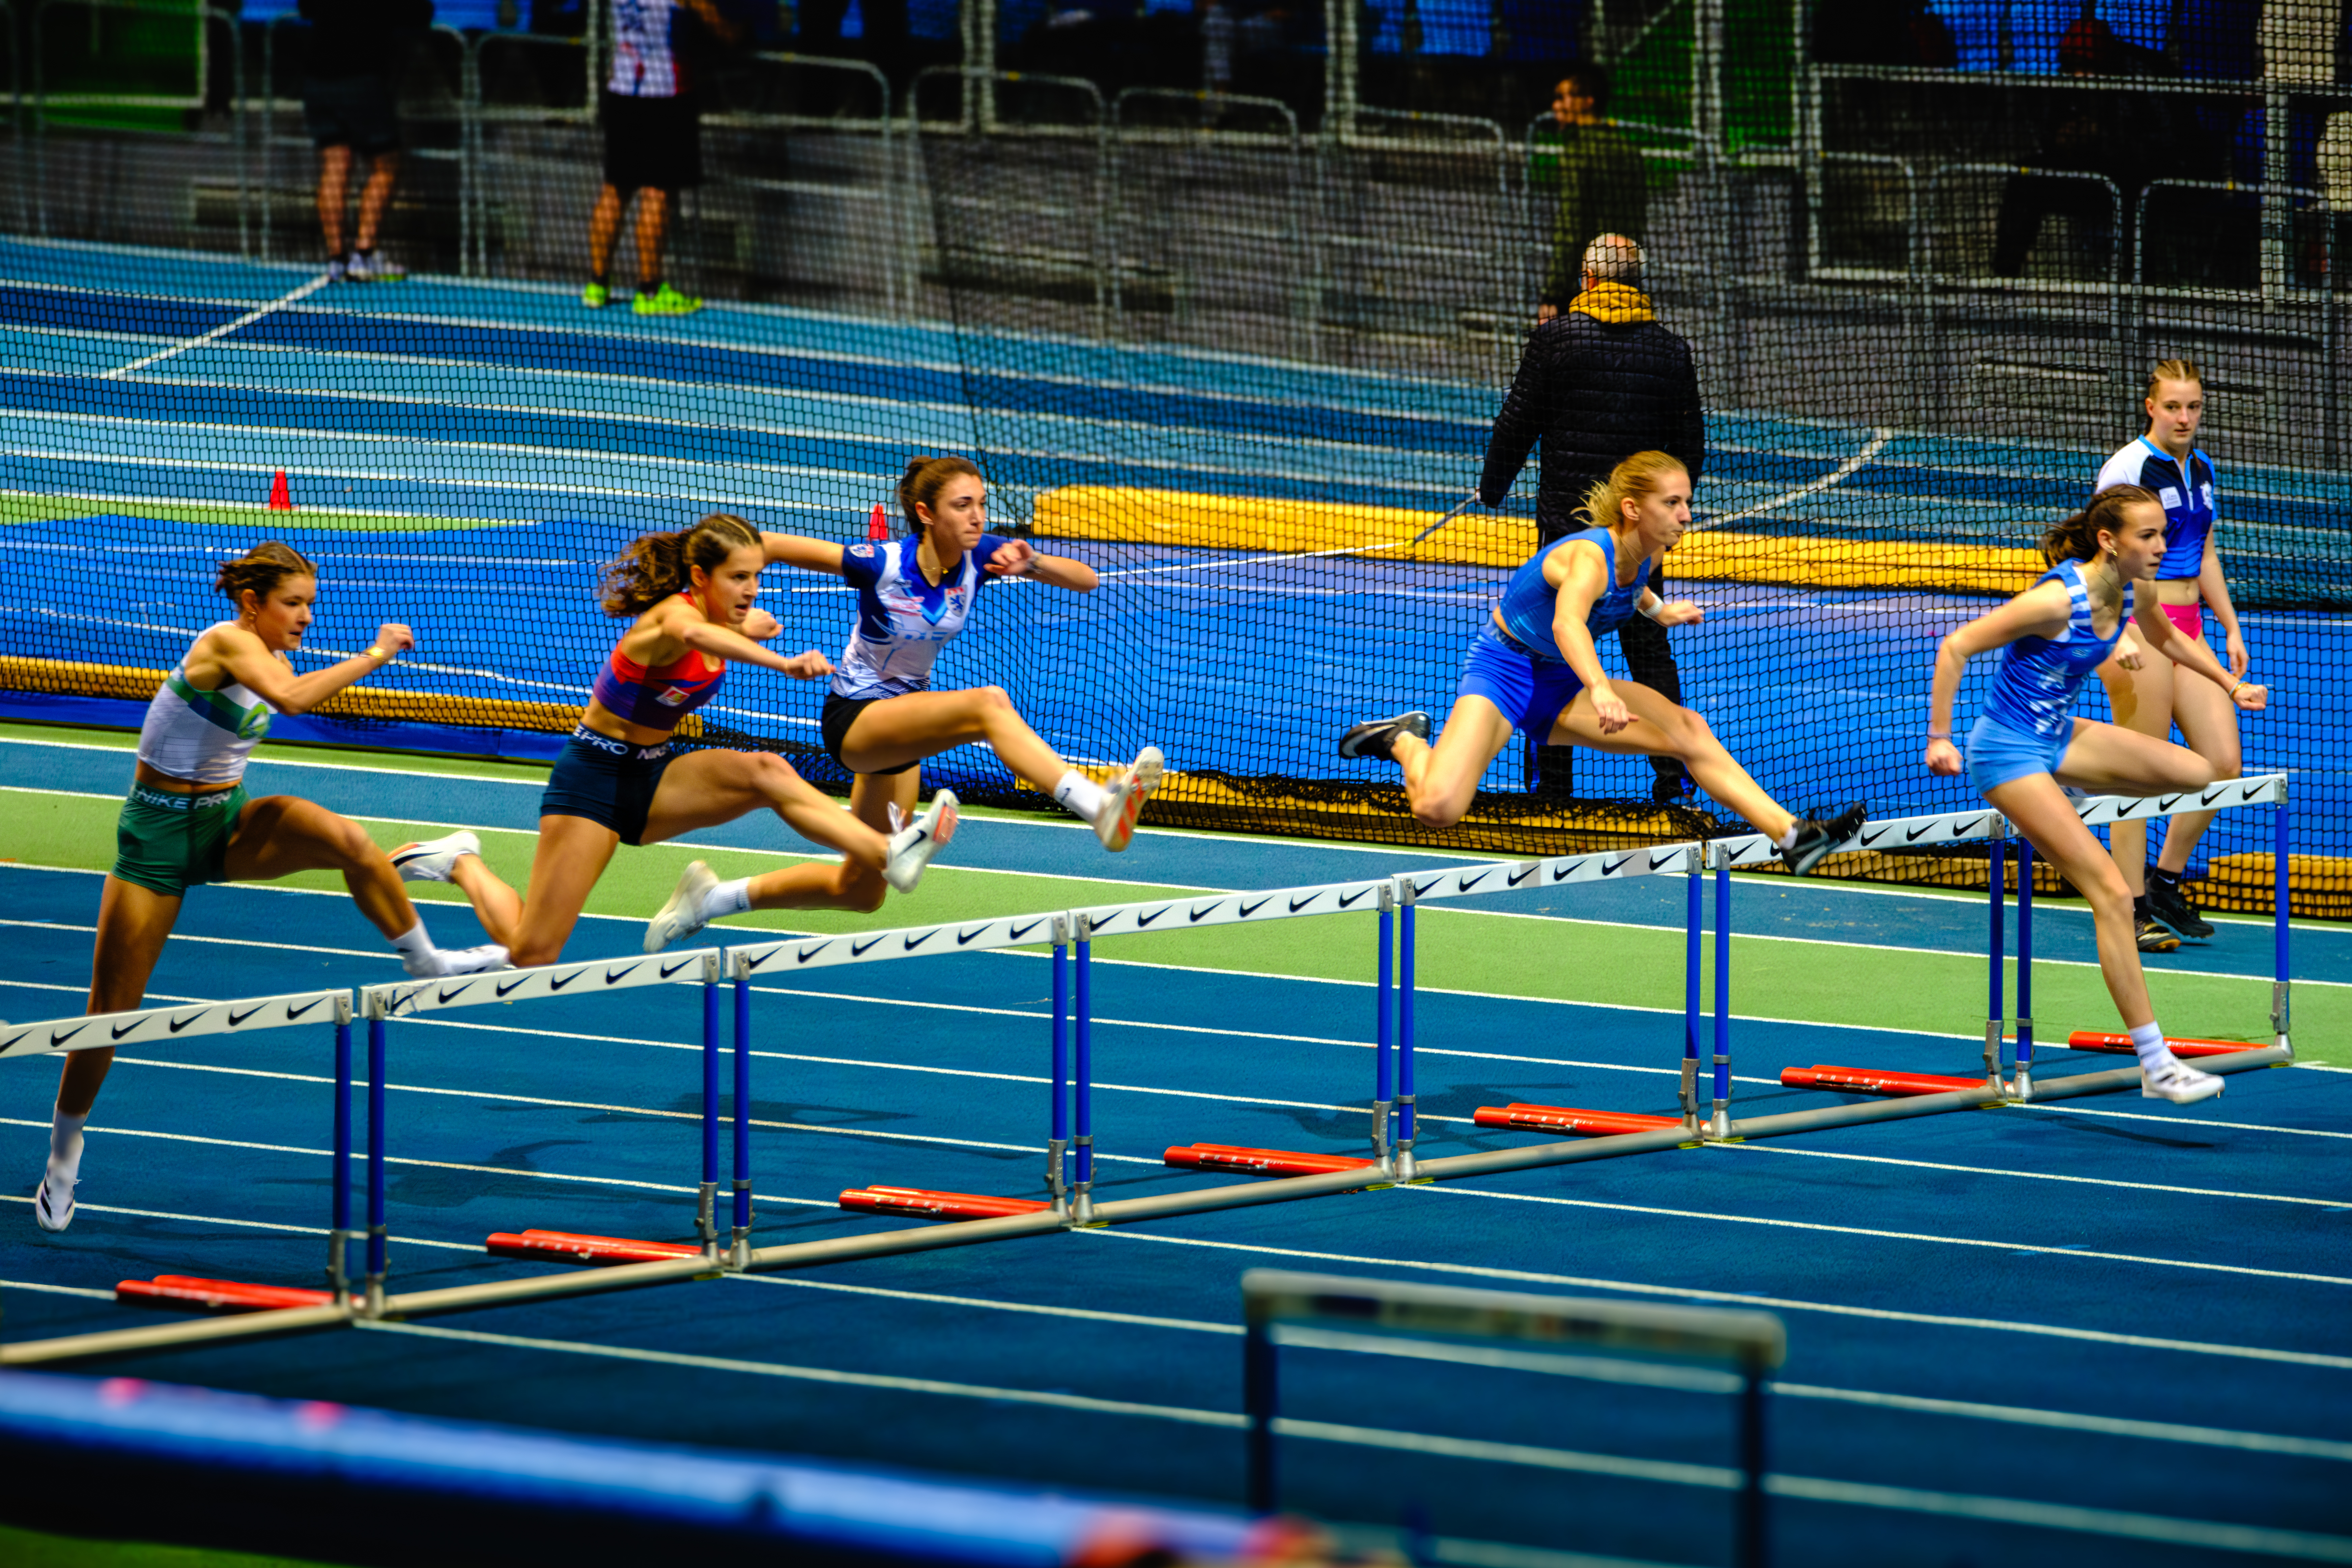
[303,74,401,155]
[1456,622,1585,741]
[541,726,675,846]
[1967,712,2073,795]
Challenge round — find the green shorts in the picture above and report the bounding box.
[111,782,250,898]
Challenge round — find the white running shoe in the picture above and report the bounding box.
[883,790,959,894]
[2142,1053,2225,1104]
[33,1169,74,1232]
[645,860,720,954]
[1094,746,1164,853]
[402,942,511,979]
[345,249,406,283]
[391,830,482,884]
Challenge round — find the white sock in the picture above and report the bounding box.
[1775,824,1800,850]
[699,877,752,922]
[2128,1020,2168,1068]
[48,1106,87,1184]
[1053,771,1108,825]
[389,920,434,961]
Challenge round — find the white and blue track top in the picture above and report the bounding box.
[830,534,1013,702]
[1979,561,2134,742]
[2097,437,2215,581]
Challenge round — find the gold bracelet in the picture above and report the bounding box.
[364,645,387,661]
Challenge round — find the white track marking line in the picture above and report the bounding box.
[1701,428,1892,528]
[728,1274,1243,1335]
[1717,1140,2349,1208]
[1081,1230,2352,1372]
[100,275,331,379]
[0,1279,117,1300]
[2020,1103,2352,1142]
[1399,1182,2352,1287]
[0,1192,476,1249]
[1765,1382,2352,1463]
[0,917,398,963]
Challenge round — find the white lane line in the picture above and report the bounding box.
[101,274,331,379]
[0,917,397,963]
[728,1274,1242,1335]
[1699,428,1892,528]
[1401,1182,2352,1288]
[0,1278,117,1301]
[2021,1103,2352,1142]
[356,1319,1246,1427]
[1081,1231,2352,1372]
[0,1193,476,1249]
[1718,1141,2349,1209]
[1766,1383,2352,1463]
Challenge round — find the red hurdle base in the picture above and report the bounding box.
[838,1186,1053,1221]
[1472,1103,1682,1137]
[2066,1031,2247,1059]
[1162,1143,1377,1177]
[116,1275,335,1313]
[484,1229,703,1265]
[1780,1065,1993,1098]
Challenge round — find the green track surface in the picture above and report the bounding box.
[0,495,523,534]
[0,1522,341,1568]
[5,764,2326,1057]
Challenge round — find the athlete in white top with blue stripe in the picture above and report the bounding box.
[754,456,1167,894]
[1924,486,2268,1106]
[36,542,514,1235]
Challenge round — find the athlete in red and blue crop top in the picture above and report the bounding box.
[511,513,960,969]
[2092,363,2251,944]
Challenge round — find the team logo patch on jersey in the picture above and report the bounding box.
[656,685,689,707]
[849,543,875,560]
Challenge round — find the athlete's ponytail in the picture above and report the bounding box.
[215,541,317,609]
[601,512,763,618]
[2042,484,2157,566]
[899,454,984,535]
[1573,450,1689,533]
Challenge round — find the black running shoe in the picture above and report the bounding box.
[1338,711,1429,761]
[1650,766,1696,805]
[1780,803,1867,876]
[2135,914,2182,953]
[2144,872,2214,940]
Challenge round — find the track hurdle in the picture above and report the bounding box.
[1241,1269,1786,1568]
[356,948,725,1301]
[727,912,1073,1228]
[1776,776,2292,1105]
[1,987,355,1314]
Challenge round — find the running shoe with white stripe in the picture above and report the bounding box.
[392,831,482,884]
[1095,747,1164,852]
[884,790,959,893]
[645,861,720,954]
[2141,1053,2224,1105]
[33,1170,74,1232]
[402,942,511,979]
[1779,803,1867,876]
[1337,711,1429,762]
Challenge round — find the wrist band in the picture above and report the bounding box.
[1636,598,1662,622]
[364,646,386,661]
[1927,731,1951,743]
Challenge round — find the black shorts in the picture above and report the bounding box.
[541,727,677,846]
[821,693,918,776]
[304,74,402,155]
[602,91,703,193]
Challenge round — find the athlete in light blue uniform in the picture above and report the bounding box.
[1925,484,2267,1105]
[1340,450,1863,874]
[758,454,1167,876]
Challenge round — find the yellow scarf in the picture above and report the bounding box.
[1568,281,1655,324]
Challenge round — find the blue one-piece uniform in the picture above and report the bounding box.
[1458,526,1648,740]
[1966,560,2133,794]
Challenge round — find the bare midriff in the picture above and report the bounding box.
[579,695,678,750]
[133,760,235,796]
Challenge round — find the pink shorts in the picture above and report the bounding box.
[2161,601,2203,640]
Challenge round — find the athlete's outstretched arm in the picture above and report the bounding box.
[646,597,832,680]
[760,533,848,576]
[1923,582,2072,774]
[213,623,410,715]
[2131,594,2267,711]
[982,537,1097,591]
[1545,546,1621,728]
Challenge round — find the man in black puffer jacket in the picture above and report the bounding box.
[1479,234,1703,804]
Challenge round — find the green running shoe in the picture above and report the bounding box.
[581,281,610,309]
[633,281,702,316]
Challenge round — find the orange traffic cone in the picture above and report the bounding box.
[267,471,293,512]
[866,503,889,541]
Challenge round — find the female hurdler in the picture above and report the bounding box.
[498,511,956,967]
[644,455,1164,949]
[36,542,511,1231]
[1339,450,1864,873]
[2094,358,2248,948]
[1925,485,2267,1104]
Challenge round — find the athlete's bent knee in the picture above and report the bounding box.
[973,685,1014,714]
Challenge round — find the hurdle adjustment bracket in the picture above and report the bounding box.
[2011,1017,2033,1101]
[2273,981,2293,1057]
[1679,1056,1700,1133]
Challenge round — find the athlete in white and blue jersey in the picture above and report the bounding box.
[1925,485,2268,1105]
[2092,360,2251,945]
[1338,450,1864,875]
[758,455,1167,866]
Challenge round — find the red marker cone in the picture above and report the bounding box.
[866,502,889,541]
[267,470,293,512]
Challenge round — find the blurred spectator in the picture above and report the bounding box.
[1199,0,1236,93]
[1810,0,1955,67]
[1532,66,1645,321]
[299,0,433,282]
[584,0,741,316]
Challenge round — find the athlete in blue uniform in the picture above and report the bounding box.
[504,512,957,966]
[1340,450,1863,874]
[2093,359,2248,947]
[1925,485,2267,1104]
[753,455,1165,885]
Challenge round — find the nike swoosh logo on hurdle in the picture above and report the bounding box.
[546,972,582,993]
[659,959,695,979]
[1861,826,1893,846]
[792,943,832,965]
[1008,920,1046,942]
[1290,895,1319,913]
[284,998,326,1021]
[168,1012,205,1033]
[1237,899,1271,918]
[1189,903,1227,923]
[851,936,887,957]
[110,1021,143,1040]
[1337,888,1373,908]
[1906,825,1935,842]
[2240,782,2263,802]
[901,930,938,952]
[1134,907,1172,928]
[496,975,531,997]
[440,981,483,1002]
[1604,854,1637,875]
[1550,858,1588,883]
[604,964,645,985]
[1455,869,1495,893]
[956,925,994,947]
[1649,850,1677,871]
[227,1005,266,1027]
[51,1024,90,1047]
[2159,794,2184,810]
[1508,864,1539,887]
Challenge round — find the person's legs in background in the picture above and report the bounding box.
[315,142,353,275]
[585,181,631,306]
[1620,561,1692,801]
